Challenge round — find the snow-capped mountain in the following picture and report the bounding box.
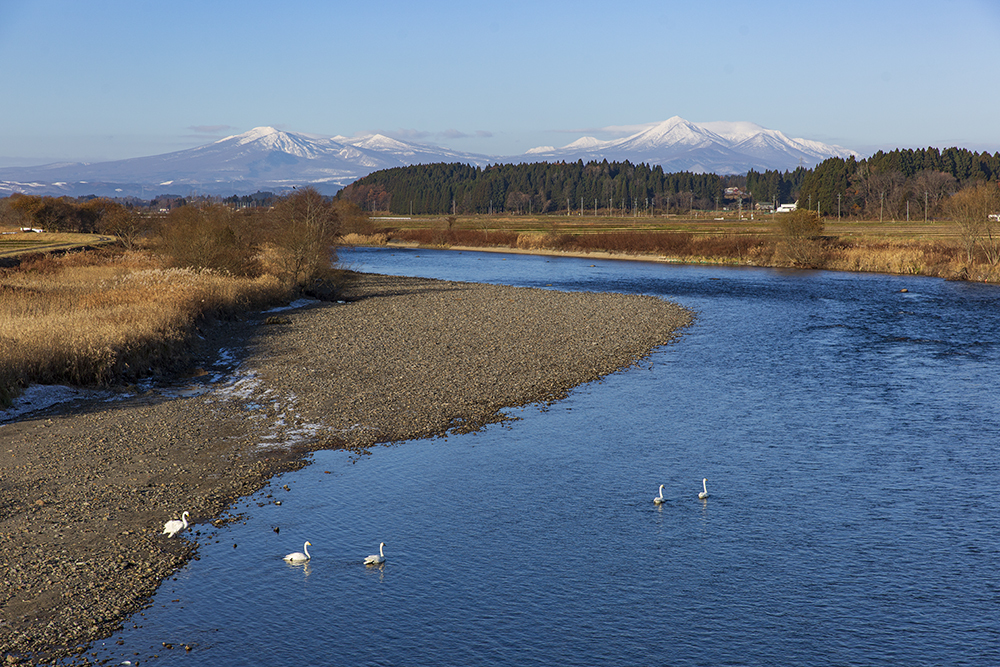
[514,116,857,174]
[0,127,493,197]
[0,119,856,198]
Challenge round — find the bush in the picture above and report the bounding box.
[156,205,263,276]
[777,209,824,240]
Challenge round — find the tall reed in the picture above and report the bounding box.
[0,250,287,406]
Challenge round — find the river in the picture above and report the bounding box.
[80,248,1000,666]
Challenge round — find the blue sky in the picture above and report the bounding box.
[1,0,998,167]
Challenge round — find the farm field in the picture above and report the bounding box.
[0,230,116,258]
[370,213,964,243]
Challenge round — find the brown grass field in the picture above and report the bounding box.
[370,212,965,241]
[0,230,116,258]
[0,246,287,406]
[356,212,990,281]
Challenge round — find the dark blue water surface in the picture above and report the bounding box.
[84,248,999,666]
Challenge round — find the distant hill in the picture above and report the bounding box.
[0,118,857,198]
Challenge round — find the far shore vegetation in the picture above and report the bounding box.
[2,146,999,407]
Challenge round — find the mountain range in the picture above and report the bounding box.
[0,117,857,198]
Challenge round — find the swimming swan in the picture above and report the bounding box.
[653,484,666,505]
[699,478,709,499]
[365,542,385,565]
[162,511,190,538]
[284,541,312,562]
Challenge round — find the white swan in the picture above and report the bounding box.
[653,484,666,504]
[699,478,709,499]
[284,541,312,562]
[162,511,189,538]
[364,542,385,565]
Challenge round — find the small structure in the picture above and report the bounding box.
[776,203,798,213]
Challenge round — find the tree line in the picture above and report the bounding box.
[339,161,808,216]
[0,188,372,295]
[339,147,1000,219]
[796,147,1000,220]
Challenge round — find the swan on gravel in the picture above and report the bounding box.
[162,511,189,538]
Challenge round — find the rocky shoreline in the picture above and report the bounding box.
[0,272,692,664]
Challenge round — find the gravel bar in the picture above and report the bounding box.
[0,272,692,664]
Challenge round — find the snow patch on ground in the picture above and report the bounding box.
[264,298,317,313]
[2,300,352,451]
[0,385,111,422]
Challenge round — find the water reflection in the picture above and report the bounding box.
[283,561,312,578]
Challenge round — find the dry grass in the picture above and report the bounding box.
[339,232,390,246]
[0,231,113,257]
[0,249,287,405]
[368,222,997,280]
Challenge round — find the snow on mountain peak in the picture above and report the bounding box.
[563,136,607,150]
[350,134,413,152]
[219,126,281,144]
[619,116,723,150]
[697,121,767,143]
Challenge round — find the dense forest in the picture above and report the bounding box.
[797,147,1000,220]
[339,161,806,216]
[339,147,1000,218]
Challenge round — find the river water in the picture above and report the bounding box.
[82,248,999,666]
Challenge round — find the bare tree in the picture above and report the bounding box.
[910,170,957,219]
[945,182,1000,263]
[265,188,341,291]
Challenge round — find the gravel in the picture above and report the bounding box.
[0,271,692,664]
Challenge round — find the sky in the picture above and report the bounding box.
[1,0,999,167]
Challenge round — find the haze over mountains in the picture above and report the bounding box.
[0,117,857,198]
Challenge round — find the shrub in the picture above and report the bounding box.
[777,209,824,240]
[156,205,263,276]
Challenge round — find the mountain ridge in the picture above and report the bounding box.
[0,118,857,198]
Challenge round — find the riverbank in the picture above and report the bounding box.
[0,272,692,664]
[361,216,998,282]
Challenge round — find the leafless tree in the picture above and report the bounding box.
[945,182,1000,263]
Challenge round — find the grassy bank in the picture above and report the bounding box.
[0,230,118,261]
[347,213,998,282]
[0,190,356,408]
[0,249,288,406]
